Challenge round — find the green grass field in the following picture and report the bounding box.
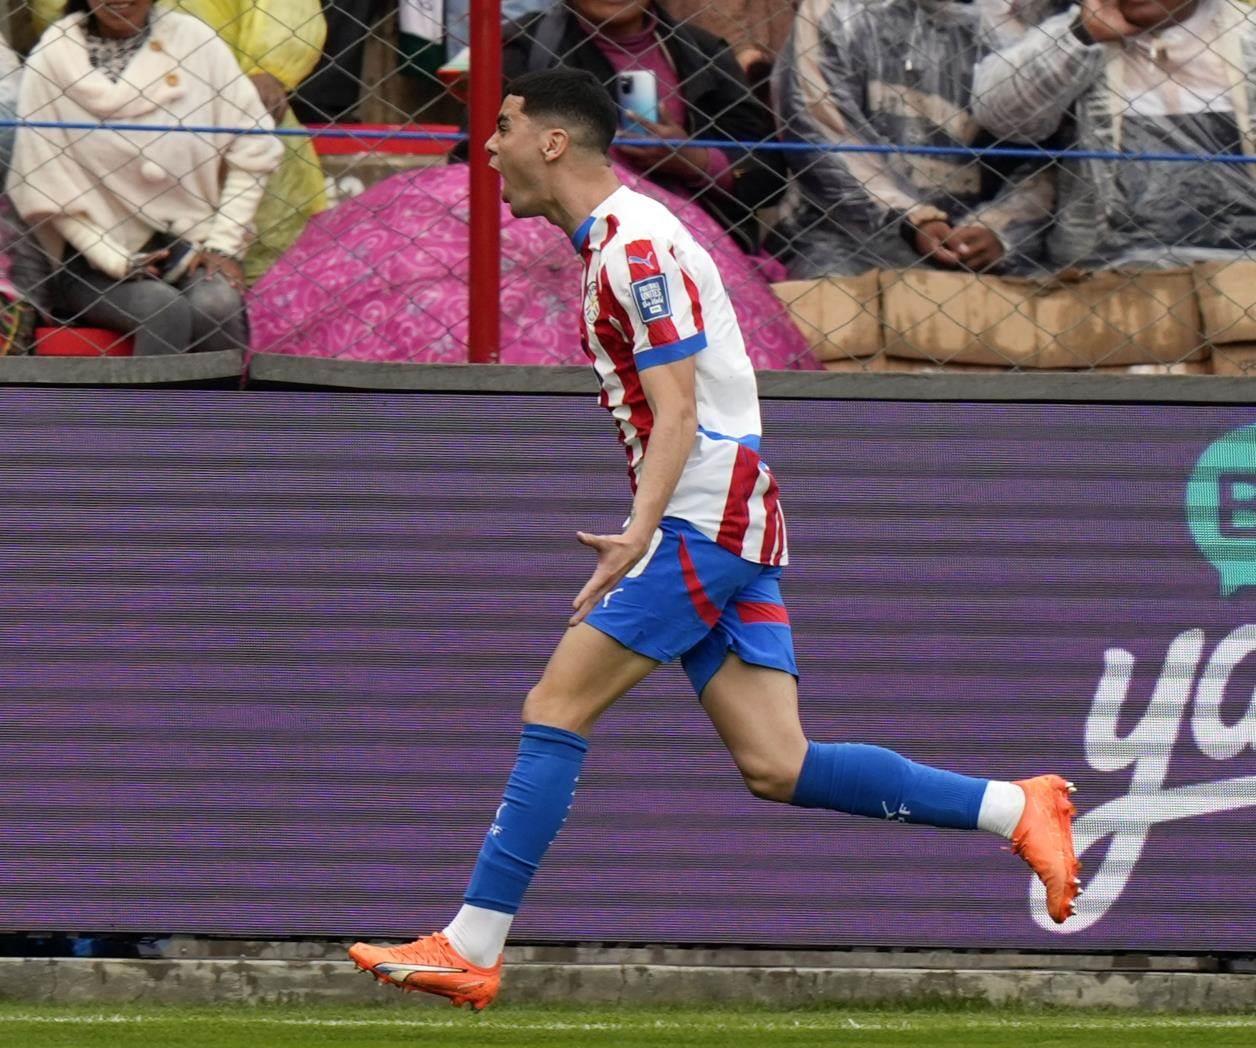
[3,1002,1254,1048]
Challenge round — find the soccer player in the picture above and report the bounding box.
[348,68,1081,1011]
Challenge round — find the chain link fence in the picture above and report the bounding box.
[0,0,1253,373]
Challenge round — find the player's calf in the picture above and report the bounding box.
[788,742,1081,921]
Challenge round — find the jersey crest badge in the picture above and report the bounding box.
[584,280,600,324]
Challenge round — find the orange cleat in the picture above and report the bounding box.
[348,932,501,1011]
[1011,774,1082,924]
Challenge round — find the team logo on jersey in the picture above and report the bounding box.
[584,280,600,324]
[630,275,671,323]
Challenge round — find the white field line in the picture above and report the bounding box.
[0,1015,1254,1032]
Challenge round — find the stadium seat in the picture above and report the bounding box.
[33,326,136,357]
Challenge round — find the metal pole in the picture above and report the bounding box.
[467,0,502,363]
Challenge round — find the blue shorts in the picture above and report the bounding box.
[583,517,798,696]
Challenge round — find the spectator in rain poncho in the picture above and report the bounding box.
[772,0,1055,277]
[973,0,1256,269]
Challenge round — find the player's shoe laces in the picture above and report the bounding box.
[1011,774,1082,924]
[348,932,501,1010]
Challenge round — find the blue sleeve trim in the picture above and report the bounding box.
[698,426,761,453]
[636,332,707,370]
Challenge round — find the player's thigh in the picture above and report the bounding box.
[699,653,808,802]
[522,622,658,736]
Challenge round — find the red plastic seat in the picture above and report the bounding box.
[305,122,458,157]
[34,326,135,357]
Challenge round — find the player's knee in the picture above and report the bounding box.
[740,762,799,804]
[521,683,555,725]
[521,683,588,735]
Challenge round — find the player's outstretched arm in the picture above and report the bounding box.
[569,356,698,625]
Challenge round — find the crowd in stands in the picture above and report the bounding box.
[974,0,1256,271]
[493,0,785,252]
[0,0,1251,362]
[11,0,280,354]
[774,0,1055,276]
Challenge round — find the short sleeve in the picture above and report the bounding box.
[603,235,707,370]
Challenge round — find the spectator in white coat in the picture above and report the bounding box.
[7,0,282,354]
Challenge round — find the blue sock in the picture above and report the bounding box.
[463,723,588,915]
[790,741,986,830]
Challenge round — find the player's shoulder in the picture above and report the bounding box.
[598,188,685,254]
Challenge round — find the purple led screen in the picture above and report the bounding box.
[1,390,1254,952]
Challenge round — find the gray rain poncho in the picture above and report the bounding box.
[773,0,1055,277]
[972,0,1256,269]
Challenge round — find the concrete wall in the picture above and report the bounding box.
[1,951,1253,1010]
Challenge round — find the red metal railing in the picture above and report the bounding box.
[466,1,503,363]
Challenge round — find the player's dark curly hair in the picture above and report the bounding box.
[505,69,618,156]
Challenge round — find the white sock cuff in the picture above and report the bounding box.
[977,780,1026,840]
[443,903,513,969]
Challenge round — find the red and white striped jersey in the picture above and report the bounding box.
[572,185,787,566]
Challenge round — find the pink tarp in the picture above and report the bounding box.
[248,163,816,369]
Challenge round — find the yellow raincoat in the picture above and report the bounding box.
[32,0,328,282]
